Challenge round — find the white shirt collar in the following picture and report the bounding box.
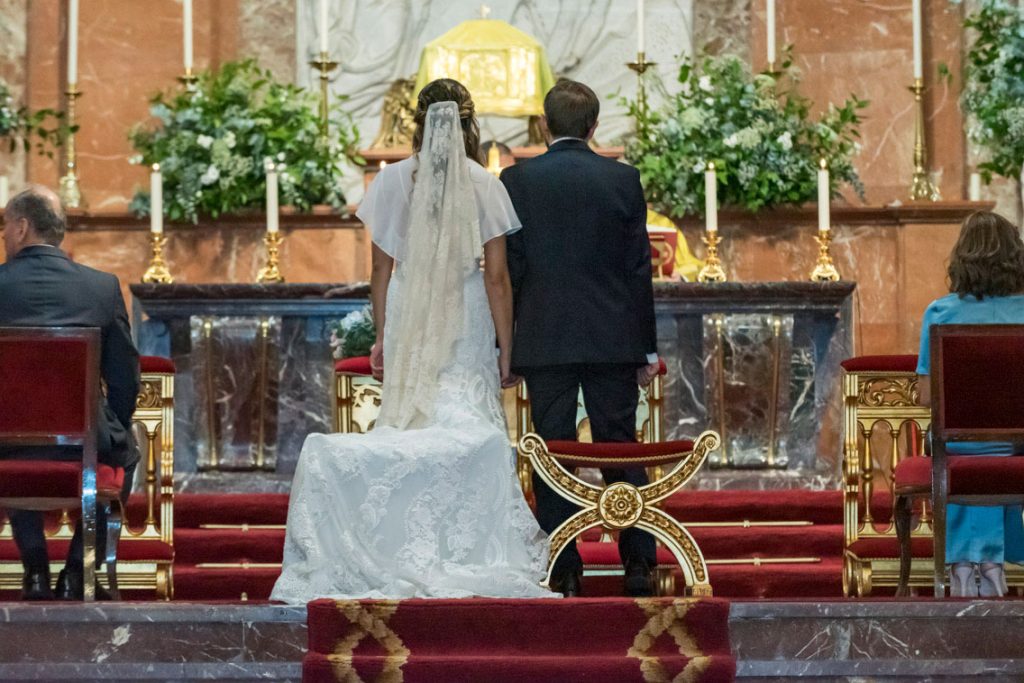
[550,136,587,146]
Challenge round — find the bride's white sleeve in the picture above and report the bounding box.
[355,166,408,260]
[476,172,522,245]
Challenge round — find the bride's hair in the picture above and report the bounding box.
[412,79,483,164]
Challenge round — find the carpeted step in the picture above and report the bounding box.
[169,493,291,528]
[661,489,843,524]
[172,565,281,602]
[173,528,285,564]
[580,524,843,558]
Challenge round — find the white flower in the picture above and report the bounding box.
[224,131,236,148]
[276,152,286,161]
[692,159,707,173]
[724,133,739,148]
[776,131,793,150]
[196,134,214,149]
[704,97,714,106]
[200,164,220,186]
[128,154,143,165]
[698,75,713,93]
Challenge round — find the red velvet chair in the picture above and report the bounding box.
[0,328,122,601]
[895,325,1024,597]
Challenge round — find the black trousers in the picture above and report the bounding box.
[522,363,657,580]
[2,448,136,574]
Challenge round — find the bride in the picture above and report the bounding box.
[271,79,554,602]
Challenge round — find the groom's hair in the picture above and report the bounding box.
[544,79,599,140]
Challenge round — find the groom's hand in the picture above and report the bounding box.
[637,361,660,387]
[370,342,384,381]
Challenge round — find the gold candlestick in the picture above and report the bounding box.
[256,231,285,283]
[626,52,656,136]
[810,230,841,282]
[142,233,174,284]
[697,232,727,283]
[908,78,940,201]
[178,67,199,91]
[309,52,339,138]
[59,85,83,208]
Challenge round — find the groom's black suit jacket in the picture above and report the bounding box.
[0,245,140,467]
[500,139,656,371]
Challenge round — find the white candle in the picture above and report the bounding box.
[767,0,776,66]
[67,0,79,84]
[0,175,9,207]
[912,0,923,80]
[969,172,982,201]
[150,164,163,234]
[266,165,279,234]
[319,0,330,55]
[637,0,645,54]
[183,0,193,71]
[817,158,830,232]
[705,162,718,233]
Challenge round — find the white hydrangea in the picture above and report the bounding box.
[199,164,220,185]
[692,159,707,173]
[698,75,714,93]
[776,131,793,150]
[224,131,236,149]
[196,134,214,149]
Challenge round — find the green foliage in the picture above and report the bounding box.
[624,53,866,218]
[330,306,376,360]
[0,79,72,157]
[129,60,361,224]
[960,0,1024,183]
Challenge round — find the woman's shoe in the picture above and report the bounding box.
[979,563,1007,597]
[949,562,979,597]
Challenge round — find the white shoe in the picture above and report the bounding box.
[949,562,979,597]
[979,563,1007,597]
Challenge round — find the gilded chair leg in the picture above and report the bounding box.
[894,493,913,597]
[104,501,123,600]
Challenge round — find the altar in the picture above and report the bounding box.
[132,280,854,491]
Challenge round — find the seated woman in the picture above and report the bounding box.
[917,210,1024,597]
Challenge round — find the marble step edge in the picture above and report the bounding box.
[0,661,301,681]
[738,659,1024,678]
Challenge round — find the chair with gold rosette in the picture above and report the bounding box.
[893,324,1024,597]
[0,352,176,599]
[517,431,720,596]
[333,357,382,434]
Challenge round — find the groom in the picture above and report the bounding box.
[501,79,660,597]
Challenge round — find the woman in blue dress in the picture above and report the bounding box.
[917,210,1024,597]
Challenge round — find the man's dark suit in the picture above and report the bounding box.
[500,139,657,582]
[0,245,140,573]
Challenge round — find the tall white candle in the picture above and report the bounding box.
[183,0,193,71]
[0,175,9,208]
[912,0,923,80]
[637,0,645,54]
[319,0,330,54]
[969,172,982,201]
[67,0,79,84]
[817,159,830,232]
[150,164,163,234]
[705,162,718,233]
[266,165,279,234]
[767,0,777,66]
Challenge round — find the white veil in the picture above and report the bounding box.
[376,101,483,430]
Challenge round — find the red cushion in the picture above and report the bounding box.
[657,358,667,376]
[893,456,932,492]
[545,439,696,468]
[841,355,918,373]
[847,536,933,559]
[0,336,91,435]
[0,537,173,562]
[0,461,124,501]
[334,356,373,376]
[938,332,1024,431]
[948,455,1024,496]
[579,541,676,566]
[140,356,175,374]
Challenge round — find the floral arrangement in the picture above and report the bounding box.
[129,60,361,224]
[330,306,376,360]
[0,79,71,156]
[625,53,867,218]
[959,0,1024,184]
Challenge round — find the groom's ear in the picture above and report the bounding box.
[585,120,599,142]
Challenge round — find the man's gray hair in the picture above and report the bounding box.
[6,187,66,246]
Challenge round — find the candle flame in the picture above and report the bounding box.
[819,158,827,170]
[152,163,160,172]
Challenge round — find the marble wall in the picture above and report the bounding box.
[0,0,28,192]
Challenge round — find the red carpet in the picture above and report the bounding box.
[303,597,735,682]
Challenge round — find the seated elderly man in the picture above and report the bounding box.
[0,185,140,600]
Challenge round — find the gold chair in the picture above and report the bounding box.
[0,355,176,599]
[518,431,719,596]
[334,357,382,434]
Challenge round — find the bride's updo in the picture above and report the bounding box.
[412,78,483,164]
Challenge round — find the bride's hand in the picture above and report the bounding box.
[498,350,521,388]
[370,341,384,381]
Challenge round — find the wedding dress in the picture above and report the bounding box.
[271,102,553,602]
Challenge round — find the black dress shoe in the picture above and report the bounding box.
[554,571,582,598]
[624,560,655,597]
[21,569,54,601]
[55,569,112,601]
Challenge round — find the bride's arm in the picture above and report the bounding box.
[369,242,394,380]
[483,236,516,387]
